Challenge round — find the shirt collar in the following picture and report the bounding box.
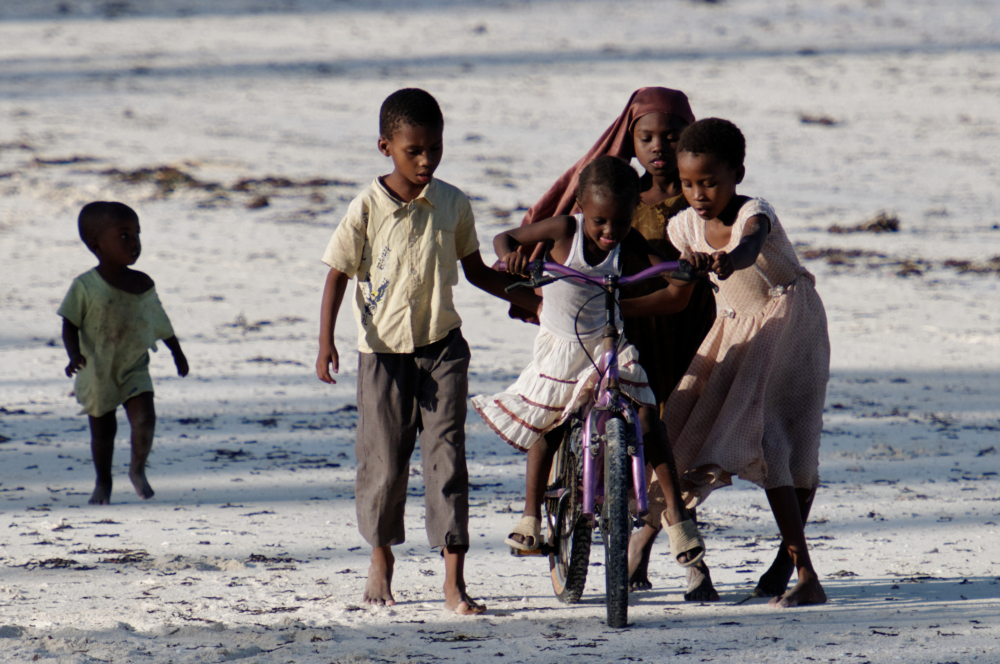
[373,176,439,209]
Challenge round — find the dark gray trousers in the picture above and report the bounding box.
[355,329,471,549]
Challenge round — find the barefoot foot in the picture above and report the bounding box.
[754,548,794,598]
[628,525,658,591]
[129,468,155,500]
[363,547,395,606]
[769,577,827,608]
[684,563,720,602]
[89,483,112,505]
[444,586,486,615]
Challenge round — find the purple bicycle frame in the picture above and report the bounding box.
[537,260,683,524]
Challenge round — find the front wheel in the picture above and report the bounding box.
[603,416,631,628]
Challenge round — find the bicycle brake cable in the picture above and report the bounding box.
[574,289,608,382]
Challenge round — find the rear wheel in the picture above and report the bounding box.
[549,419,591,604]
[602,416,631,628]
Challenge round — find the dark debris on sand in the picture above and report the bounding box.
[800,113,839,126]
[828,211,899,234]
[799,243,1000,278]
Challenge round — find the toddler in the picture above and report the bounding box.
[59,201,188,505]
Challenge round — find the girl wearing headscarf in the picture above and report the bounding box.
[515,87,719,601]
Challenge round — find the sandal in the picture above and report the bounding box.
[505,516,542,551]
[661,514,706,568]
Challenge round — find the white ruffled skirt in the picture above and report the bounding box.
[472,328,657,451]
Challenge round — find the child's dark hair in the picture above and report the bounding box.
[576,156,640,209]
[379,88,444,139]
[677,118,746,170]
[78,201,137,248]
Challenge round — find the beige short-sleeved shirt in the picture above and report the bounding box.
[322,177,479,354]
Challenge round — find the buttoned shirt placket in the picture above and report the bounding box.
[405,198,422,351]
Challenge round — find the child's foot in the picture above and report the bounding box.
[627,525,658,591]
[444,585,486,615]
[684,563,720,602]
[754,547,794,597]
[769,577,827,608]
[129,468,155,500]
[363,547,395,606]
[505,515,542,551]
[89,483,112,505]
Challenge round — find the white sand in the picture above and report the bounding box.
[1,1,998,662]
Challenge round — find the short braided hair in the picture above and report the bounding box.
[676,118,746,169]
[379,88,444,139]
[576,155,640,209]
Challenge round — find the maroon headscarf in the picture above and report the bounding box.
[520,87,695,226]
[507,87,694,323]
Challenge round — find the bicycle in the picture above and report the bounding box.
[506,257,700,628]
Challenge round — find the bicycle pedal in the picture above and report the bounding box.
[509,545,550,557]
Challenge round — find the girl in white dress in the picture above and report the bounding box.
[473,156,706,570]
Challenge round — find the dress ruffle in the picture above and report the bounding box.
[472,328,656,452]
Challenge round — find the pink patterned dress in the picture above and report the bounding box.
[665,198,830,508]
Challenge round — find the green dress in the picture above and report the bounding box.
[58,269,175,417]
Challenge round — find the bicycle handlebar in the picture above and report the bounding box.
[504,259,701,293]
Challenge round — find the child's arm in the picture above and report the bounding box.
[709,215,769,280]
[460,250,542,316]
[162,336,189,377]
[316,267,350,384]
[621,228,703,288]
[618,229,701,318]
[493,216,576,274]
[61,318,86,377]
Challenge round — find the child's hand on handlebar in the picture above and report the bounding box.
[499,251,531,276]
[685,252,714,276]
[709,250,735,280]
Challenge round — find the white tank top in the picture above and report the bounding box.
[539,214,623,341]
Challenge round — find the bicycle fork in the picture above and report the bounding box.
[579,303,650,524]
[581,405,650,524]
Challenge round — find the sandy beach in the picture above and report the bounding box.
[1,1,998,662]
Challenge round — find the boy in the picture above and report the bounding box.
[59,201,189,505]
[315,88,538,615]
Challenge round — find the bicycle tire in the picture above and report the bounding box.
[549,420,591,604]
[603,416,631,628]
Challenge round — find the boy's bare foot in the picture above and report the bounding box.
[684,563,720,602]
[754,547,794,597]
[363,547,395,606]
[444,585,486,615]
[628,525,658,591]
[89,483,112,505]
[769,576,827,608]
[441,545,485,615]
[129,468,155,500]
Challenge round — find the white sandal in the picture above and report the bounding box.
[505,516,542,551]
[662,514,706,568]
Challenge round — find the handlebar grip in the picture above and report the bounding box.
[504,281,528,293]
[505,275,556,293]
[534,276,556,288]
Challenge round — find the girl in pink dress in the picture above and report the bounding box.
[668,118,830,608]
